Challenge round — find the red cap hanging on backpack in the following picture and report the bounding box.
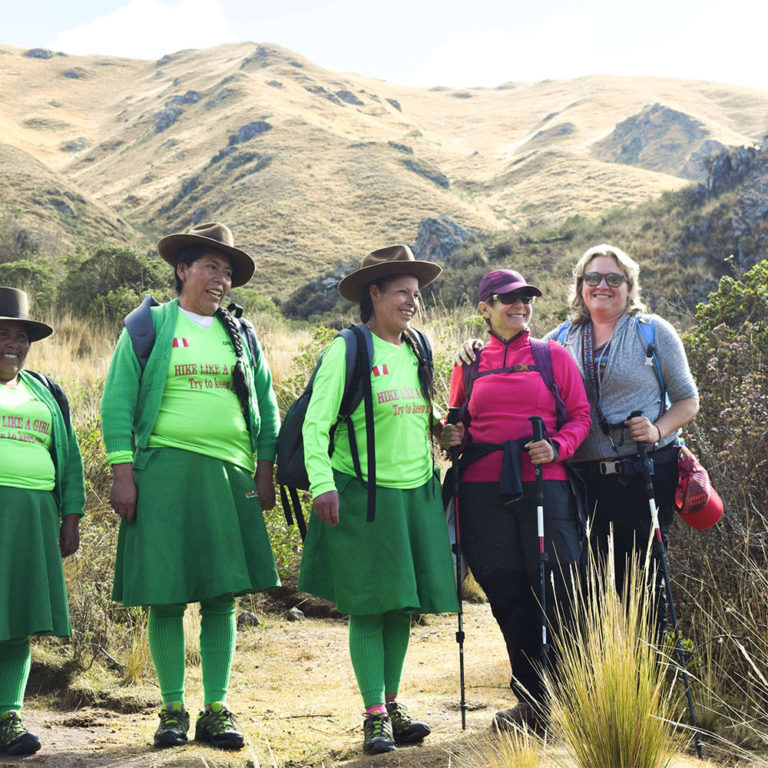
[675,446,723,530]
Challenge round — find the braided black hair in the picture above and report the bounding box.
[215,306,251,420]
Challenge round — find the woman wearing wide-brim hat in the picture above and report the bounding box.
[100,223,280,751]
[0,287,85,757]
[297,245,458,755]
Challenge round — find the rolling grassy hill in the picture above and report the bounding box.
[2,41,768,296]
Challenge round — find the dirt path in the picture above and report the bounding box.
[4,602,710,768]
[5,603,516,768]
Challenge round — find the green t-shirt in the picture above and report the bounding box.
[147,313,253,471]
[0,378,55,490]
[303,333,435,496]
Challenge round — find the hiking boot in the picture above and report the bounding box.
[0,711,41,756]
[493,701,548,734]
[362,712,396,755]
[154,701,189,748]
[194,703,244,750]
[385,702,431,744]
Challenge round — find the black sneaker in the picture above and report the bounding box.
[493,701,548,734]
[154,702,189,748]
[362,712,396,755]
[385,702,431,744]
[194,703,245,750]
[0,711,41,756]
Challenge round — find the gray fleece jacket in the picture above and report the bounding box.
[543,312,698,462]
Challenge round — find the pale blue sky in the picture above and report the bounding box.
[4,0,767,92]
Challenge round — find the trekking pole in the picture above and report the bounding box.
[529,416,549,671]
[629,410,704,760]
[447,406,467,730]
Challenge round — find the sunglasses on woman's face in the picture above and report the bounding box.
[491,291,535,305]
[582,271,628,287]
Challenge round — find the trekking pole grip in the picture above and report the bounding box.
[629,408,652,461]
[529,415,545,442]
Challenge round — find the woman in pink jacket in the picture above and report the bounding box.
[440,269,590,733]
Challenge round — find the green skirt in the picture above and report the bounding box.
[112,447,280,606]
[298,470,459,615]
[0,486,71,641]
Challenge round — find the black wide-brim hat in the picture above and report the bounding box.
[0,287,53,341]
[157,222,255,288]
[338,244,441,303]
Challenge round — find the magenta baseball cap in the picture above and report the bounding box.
[478,269,542,302]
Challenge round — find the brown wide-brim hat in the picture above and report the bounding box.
[338,244,442,303]
[0,287,53,341]
[157,222,255,288]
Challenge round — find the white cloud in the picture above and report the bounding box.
[49,0,237,59]
[404,9,600,88]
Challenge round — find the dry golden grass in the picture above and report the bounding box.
[547,545,683,768]
[450,726,545,768]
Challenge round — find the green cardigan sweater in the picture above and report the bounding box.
[17,370,86,518]
[100,299,279,469]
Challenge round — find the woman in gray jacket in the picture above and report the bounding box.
[542,244,698,633]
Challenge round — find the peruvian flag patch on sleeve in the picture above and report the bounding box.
[173,338,189,348]
[372,364,389,377]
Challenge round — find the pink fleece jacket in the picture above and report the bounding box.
[448,331,591,483]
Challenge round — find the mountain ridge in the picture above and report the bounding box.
[2,41,768,294]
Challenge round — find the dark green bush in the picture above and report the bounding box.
[670,261,768,734]
[58,246,170,321]
[0,258,56,312]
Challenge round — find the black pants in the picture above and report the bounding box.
[574,449,678,637]
[459,480,582,706]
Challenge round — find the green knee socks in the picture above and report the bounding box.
[348,611,411,708]
[0,637,31,713]
[148,595,236,706]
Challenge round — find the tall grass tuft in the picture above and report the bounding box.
[546,543,682,768]
[122,608,150,685]
[450,726,543,768]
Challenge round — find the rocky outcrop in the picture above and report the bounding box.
[25,48,54,59]
[680,138,726,180]
[153,107,182,133]
[228,121,272,145]
[166,90,200,107]
[704,144,763,197]
[337,90,364,106]
[593,103,711,177]
[61,137,88,152]
[413,216,469,261]
[403,159,449,189]
[665,136,768,291]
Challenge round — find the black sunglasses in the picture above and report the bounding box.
[491,292,535,305]
[582,271,628,287]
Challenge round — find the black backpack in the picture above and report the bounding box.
[276,324,433,539]
[26,371,72,434]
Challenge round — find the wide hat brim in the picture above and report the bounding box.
[0,315,53,342]
[338,245,441,302]
[157,232,255,288]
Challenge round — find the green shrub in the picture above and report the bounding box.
[668,261,768,745]
[229,286,281,319]
[0,258,57,312]
[58,246,170,321]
